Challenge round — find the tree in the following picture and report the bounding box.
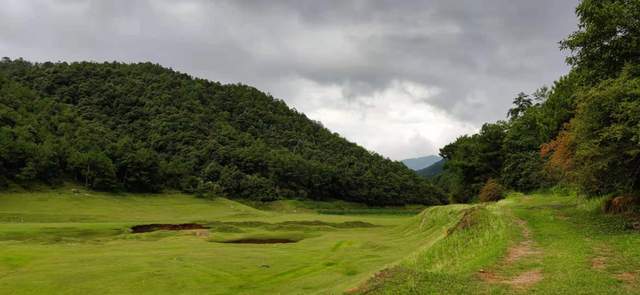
[0,58,445,206]
[560,0,640,83]
[507,92,533,120]
[439,123,507,202]
[68,150,117,190]
[571,65,640,196]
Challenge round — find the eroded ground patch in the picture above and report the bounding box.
[130,223,209,233]
[478,217,543,290]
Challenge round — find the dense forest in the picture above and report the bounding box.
[436,0,640,204]
[0,59,446,206]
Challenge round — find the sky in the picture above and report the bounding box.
[0,0,579,160]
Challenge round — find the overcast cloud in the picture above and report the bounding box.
[0,0,578,160]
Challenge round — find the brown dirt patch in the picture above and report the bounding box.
[505,240,541,264]
[130,223,209,233]
[478,217,543,290]
[504,219,541,264]
[614,272,637,285]
[221,238,298,244]
[591,257,607,270]
[590,245,612,271]
[507,269,543,288]
[478,268,543,289]
[478,269,501,284]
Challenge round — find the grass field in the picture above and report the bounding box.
[0,188,639,294]
[0,188,462,294]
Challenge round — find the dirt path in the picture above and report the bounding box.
[478,216,543,291]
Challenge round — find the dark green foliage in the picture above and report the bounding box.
[439,123,507,203]
[572,65,640,196]
[560,0,640,83]
[0,58,445,205]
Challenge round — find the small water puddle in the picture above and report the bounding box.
[221,238,298,244]
[130,223,209,233]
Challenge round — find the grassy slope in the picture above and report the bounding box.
[0,189,460,294]
[361,192,640,294]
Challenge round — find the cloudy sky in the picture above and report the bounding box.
[1,0,579,160]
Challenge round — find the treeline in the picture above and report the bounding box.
[436,0,640,203]
[0,59,446,205]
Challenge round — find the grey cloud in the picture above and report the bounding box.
[0,0,579,159]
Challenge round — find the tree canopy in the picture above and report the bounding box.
[436,0,640,203]
[0,59,445,206]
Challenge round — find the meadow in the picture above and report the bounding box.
[0,188,638,294]
[0,188,460,294]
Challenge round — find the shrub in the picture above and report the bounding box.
[195,181,224,199]
[478,179,505,202]
[602,196,639,214]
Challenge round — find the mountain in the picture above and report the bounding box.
[0,58,446,206]
[416,159,445,178]
[400,155,441,171]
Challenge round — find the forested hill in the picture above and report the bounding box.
[0,59,445,205]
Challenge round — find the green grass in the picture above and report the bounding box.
[357,192,640,294]
[506,192,640,294]
[1,188,639,294]
[0,188,455,294]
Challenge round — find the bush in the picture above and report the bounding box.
[478,179,505,202]
[602,196,639,214]
[195,181,224,199]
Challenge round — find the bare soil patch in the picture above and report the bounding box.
[590,245,612,271]
[507,269,543,288]
[504,219,541,264]
[591,257,607,270]
[130,223,209,233]
[478,217,543,290]
[614,272,637,285]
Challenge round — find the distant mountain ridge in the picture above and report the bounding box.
[400,155,441,171]
[417,159,445,178]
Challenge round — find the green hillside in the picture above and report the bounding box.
[0,59,444,206]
